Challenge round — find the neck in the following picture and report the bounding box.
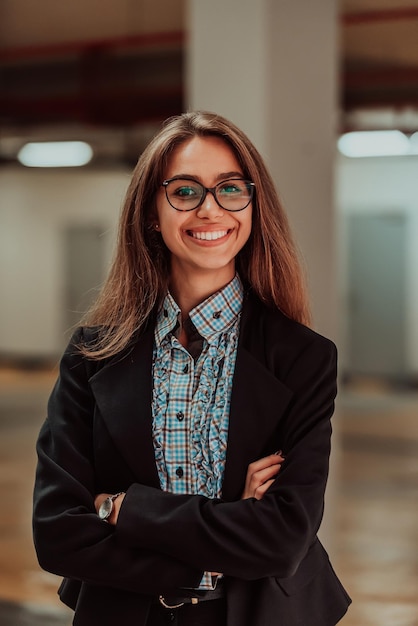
[169,267,235,319]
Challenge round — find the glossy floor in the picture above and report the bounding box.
[0,369,417,625]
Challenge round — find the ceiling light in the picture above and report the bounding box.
[17,141,93,167]
[337,130,410,158]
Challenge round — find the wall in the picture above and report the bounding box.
[336,154,418,375]
[0,166,130,359]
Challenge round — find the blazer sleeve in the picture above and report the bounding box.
[115,333,337,581]
[32,329,202,595]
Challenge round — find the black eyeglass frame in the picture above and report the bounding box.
[161,177,255,212]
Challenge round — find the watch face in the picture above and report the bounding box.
[98,497,113,520]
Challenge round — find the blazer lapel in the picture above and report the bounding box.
[222,345,294,501]
[89,327,160,487]
[222,294,294,501]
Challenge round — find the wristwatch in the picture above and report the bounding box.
[98,492,125,522]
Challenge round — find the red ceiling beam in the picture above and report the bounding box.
[0,31,184,62]
[343,6,418,25]
[0,85,183,125]
[345,66,418,88]
[344,93,418,109]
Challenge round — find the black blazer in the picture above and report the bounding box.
[33,293,351,625]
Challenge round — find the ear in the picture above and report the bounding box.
[146,220,160,231]
[147,203,159,228]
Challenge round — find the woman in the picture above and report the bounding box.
[33,111,351,626]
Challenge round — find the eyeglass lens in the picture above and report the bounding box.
[163,178,253,212]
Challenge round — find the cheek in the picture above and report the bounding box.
[158,214,189,254]
[240,210,252,242]
[159,211,186,234]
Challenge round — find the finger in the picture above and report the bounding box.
[255,453,284,467]
[249,463,281,488]
[248,454,284,473]
[241,469,279,500]
[254,479,276,500]
[245,461,282,493]
[243,456,283,500]
[245,467,281,501]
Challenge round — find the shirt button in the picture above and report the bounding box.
[176,467,184,478]
[163,309,168,317]
[176,411,184,421]
[183,364,189,374]
[213,311,221,319]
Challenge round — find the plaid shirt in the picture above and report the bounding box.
[152,274,244,589]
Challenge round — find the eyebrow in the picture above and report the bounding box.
[170,171,245,183]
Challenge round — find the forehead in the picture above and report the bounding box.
[164,135,243,179]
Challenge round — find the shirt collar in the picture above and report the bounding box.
[154,291,181,346]
[155,274,244,346]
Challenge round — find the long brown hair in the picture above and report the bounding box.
[81,111,311,359]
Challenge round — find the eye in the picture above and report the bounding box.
[173,184,199,198]
[164,178,205,211]
[218,180,246,196]
[167,179,203,200]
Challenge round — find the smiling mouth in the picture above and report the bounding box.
[188,230,229,241]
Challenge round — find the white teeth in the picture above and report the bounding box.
[190,230,228,241]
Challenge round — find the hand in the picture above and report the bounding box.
[94,492,125,525]
[241,453,284,500]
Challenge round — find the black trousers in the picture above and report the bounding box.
[146,599,227,626]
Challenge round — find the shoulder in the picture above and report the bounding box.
[63,322,154,373]
[241,292,337,375]
[60,326,110,380]
[65,326,101,349]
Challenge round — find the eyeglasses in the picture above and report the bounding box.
[161,177,255,212]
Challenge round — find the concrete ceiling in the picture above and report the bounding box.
[1,0,418,160]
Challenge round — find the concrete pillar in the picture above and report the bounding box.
[186,0,340,549]
[186,0,339,340]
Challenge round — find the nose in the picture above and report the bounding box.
[195,189,224,218]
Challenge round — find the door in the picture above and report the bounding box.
[63,225,105,332]
[346,212,407,381]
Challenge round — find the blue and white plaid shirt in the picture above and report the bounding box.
[151,274,244,589]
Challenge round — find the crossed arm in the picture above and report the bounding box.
[94,454,284,581]
[94,452,284,524]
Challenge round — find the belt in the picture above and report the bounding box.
[158,579,225,609]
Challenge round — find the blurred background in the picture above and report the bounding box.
[0,1,417,624]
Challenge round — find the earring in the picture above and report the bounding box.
[154,224,160,231]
